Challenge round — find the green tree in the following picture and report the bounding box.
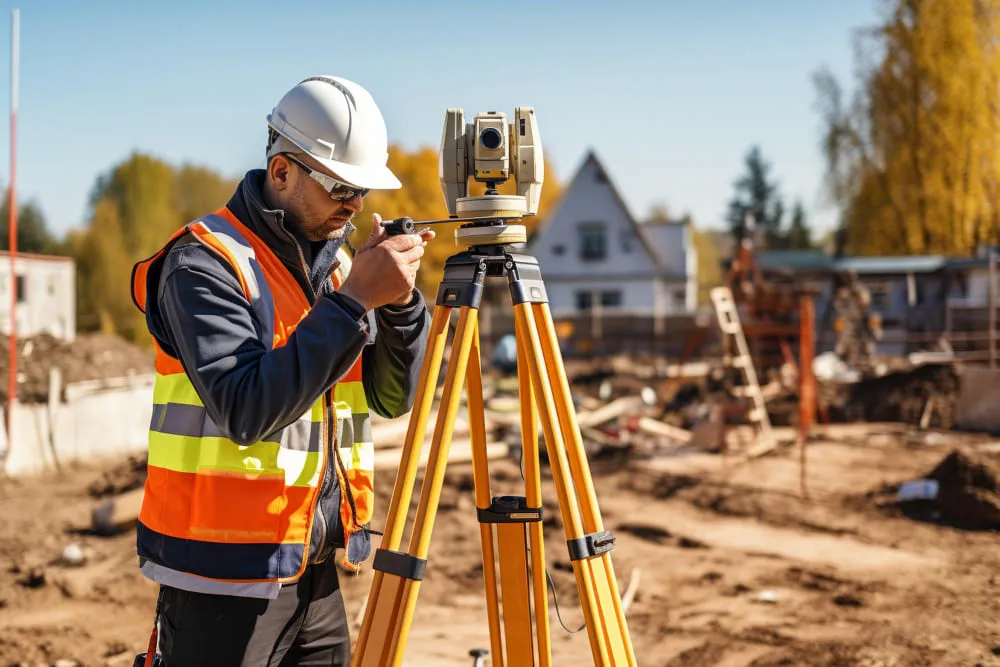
[815,0,1000,256]
[726,146,786,248]
[0,195,59,254]
[784,200,813,249]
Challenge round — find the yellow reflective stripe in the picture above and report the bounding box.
[153,373,203,407]
[310,399,324,422]
[339,441,374,472]
[334,381,368,413]
[149,431,322,488]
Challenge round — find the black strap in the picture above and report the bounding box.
[373,549,427,581]
[567,530,616,561]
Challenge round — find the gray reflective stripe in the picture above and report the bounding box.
[277,417,321,452]
[150,403,222,438]
[334,413,372,446]
[140,560,282,600]
[151,402,320,452]
[197,214,276,350]
[353,413,372,443]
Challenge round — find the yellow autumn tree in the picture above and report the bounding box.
[815,0,1000,255]
[359,144,563,297]
[70,153,237,341]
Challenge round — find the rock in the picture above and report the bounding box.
[754,589,780,604]
[60,543,86,567]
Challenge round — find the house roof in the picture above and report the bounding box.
[0,250,73,263]
[564,150,671,274]
[756,250,834,272]
[757,250,964,275]
[836,255,948,274]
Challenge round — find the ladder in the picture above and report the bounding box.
[709,286,775,455]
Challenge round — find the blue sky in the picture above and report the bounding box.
[0,0,879,237]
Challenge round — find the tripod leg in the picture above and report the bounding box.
[354,305,452,664]
[512,305,610,665]
[532,303,636,666]
[515,316,552,666]
[371,307,480,667]
[466,319,505,667]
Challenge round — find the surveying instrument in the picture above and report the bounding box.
[352,107,636,666]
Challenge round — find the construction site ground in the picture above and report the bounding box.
[1,422,999,666]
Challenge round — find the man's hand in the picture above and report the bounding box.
[338,213,435,311]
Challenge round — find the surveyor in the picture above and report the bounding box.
[129,76,434,665]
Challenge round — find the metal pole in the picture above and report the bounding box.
[798,292,816,499]
[6,9,18,443]
[989,250,996,370]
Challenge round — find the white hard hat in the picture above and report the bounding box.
[266,76,401,190]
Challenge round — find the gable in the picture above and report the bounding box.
[529,152,660,279]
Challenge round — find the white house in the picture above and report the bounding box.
[0,251,76,342]
[528,150,696,317]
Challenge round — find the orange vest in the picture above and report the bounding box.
[131,207,375,598]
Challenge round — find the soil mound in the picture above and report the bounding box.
[918,448,1000,530]
[0,333,153,403]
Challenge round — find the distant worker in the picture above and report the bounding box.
[130,76,434,665]
[833,270,880,368]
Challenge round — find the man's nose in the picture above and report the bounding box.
[341,193,364,213]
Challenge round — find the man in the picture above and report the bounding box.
[130,76,434,665]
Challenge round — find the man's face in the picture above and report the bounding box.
[275,153,365,242]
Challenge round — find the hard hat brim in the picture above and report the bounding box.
[315,155,402,191]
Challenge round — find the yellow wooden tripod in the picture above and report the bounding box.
[352,240,636,666]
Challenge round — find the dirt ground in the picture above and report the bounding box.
[1,422,999,666]
[0,333,154,404]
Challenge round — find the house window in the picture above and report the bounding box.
[15,275,26,303]
[575,291,593,311]
[675,289,686,305]
[601,291,622,307]
[868,283,891,312]
[552,244,565,256]
[579,223,606,261]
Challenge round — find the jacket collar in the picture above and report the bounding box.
[225,169,354,300]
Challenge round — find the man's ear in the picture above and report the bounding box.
[268,155,292,193]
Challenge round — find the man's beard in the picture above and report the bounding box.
[325,219,356,241]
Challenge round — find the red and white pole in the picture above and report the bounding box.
[6,8,18,444]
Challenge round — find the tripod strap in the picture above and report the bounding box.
[372,549,427,581]
[566,530,616,561]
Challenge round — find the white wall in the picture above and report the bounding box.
[546,278,657,316]
[0,254,76,342]
[2,373,154,476]
[531,154,659,280]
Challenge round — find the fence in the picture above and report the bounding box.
[1,372,154,476]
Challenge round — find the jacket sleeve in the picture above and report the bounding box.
[360,289,431,419]
[149,243,370,446]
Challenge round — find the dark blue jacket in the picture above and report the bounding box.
[142,169,429,560]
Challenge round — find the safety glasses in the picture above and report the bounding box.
[283,153,370,202]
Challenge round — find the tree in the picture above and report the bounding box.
[70,153,236,341]
[784,200,813,249]
[815,0,1000,256]
[0,195,59,254]
[690,222,724,306]
[359,144,563,297]
[726,146,786,248]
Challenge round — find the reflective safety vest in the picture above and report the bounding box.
[130,207,375,599]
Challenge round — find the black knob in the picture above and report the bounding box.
[382,217,415,236]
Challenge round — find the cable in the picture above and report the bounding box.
[545,566,586,634]
[523,538,586,635]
